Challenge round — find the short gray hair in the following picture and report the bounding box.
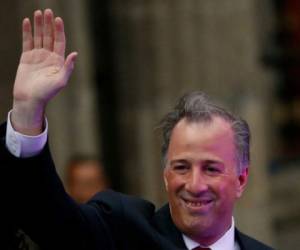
[159,91,250,173]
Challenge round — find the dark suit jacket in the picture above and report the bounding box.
[0,123,273,250]
[0,223,20,250]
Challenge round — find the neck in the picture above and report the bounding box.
[183,218,235,247]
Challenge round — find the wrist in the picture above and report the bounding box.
[11,100,45,135]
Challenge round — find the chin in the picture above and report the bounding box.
[176,211,214,237]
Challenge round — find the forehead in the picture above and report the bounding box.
[168,117,236,163]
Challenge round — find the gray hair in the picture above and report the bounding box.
[159,91,250,173]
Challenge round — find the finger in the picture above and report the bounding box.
[22,18,33,52]
[65,52,78,69]
[34,10,43,48]
[63,52,78,80]
[58,52,78,87]
[43,9,54,51]
[53,17,66,56]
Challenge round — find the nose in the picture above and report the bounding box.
[185,167,208,195]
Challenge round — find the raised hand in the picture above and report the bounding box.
[11,9,77,135]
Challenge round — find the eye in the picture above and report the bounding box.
[172,164,190,174]
[205,164,221,174]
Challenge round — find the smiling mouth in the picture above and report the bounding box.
[185,200,211,206]
[182,198,214,212]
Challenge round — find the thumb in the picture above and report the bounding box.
[59,52,78,87]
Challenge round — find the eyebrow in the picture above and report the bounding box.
[202,159,222,165]
[169,158,224,166]
[169,159,189,165]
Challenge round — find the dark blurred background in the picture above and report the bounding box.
[1,1,300,249]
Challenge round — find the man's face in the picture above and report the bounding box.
[164,117,248,245]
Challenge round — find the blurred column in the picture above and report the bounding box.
[22,0,101,180]
[0,0,21,120]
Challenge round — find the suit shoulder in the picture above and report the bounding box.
[83,190,158,248]
[236,229,275,250]
[87,189,155,218]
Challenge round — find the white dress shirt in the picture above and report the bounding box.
[182,217,240,250]
[6,111,48,158]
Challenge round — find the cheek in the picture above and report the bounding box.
[217,178,240,201]
[164,172,184,194]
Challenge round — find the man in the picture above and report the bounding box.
[66,156,109,203]
[0,9,273,250]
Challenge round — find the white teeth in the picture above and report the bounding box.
[186,201,210,206]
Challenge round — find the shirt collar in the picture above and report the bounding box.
[182,217,236,250]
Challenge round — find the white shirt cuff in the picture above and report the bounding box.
[5,111,48,158]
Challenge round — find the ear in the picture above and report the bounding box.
[163,169,169,191]
[236,167,249,198]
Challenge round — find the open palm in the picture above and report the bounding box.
[11,9,77,135]
[13,9,77,105]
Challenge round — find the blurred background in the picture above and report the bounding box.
[1,0,300,249]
